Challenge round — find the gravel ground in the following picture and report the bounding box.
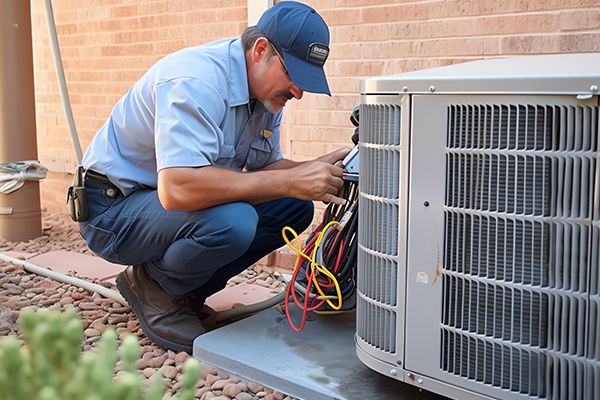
[0,213,297,400]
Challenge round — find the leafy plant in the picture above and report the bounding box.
[0,308,200,400]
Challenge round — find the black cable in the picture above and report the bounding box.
[288,117,361,315]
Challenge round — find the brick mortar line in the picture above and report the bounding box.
[48,18,600,38]
[52,25,246,38]
[53,7,248,21]
[342,2,600,12]
[330,30,600,45]
[49,6,600,27]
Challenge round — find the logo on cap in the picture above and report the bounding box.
[306,43,329,67]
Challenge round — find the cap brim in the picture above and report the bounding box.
[282,52,331,96]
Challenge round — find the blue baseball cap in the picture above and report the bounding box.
[256,1,331,96]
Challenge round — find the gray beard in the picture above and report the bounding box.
[262,98,283,114]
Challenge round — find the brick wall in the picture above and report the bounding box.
[30,0,248,214]
[32,0,600,214]
[31,0,600,267]
[29,0,600,269]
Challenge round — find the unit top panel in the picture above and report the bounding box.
[360,53,600,97]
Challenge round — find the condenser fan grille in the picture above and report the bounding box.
[441,329,547,396]
[584,221,600,397]
[441,103,599,399]
[357,104,401,354]
[358,250,398,306]
[446,153,594,218]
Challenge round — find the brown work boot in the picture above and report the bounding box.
[116,264,206,353]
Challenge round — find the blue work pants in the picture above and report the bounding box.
[79,179,313,301]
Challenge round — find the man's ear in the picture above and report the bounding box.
[251,37,270,64]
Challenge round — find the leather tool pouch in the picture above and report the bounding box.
[67,166,88,222]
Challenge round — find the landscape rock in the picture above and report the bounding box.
[205,374,223,387]
[84,328,101,338]
[223,383,243,398]
[0,213,297,400]
[161,365,178,380]
[174,351,189,365]
[247,382,264,394]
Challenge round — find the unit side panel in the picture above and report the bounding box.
[405,95,599,400]
[356,94,411,370]
[404,95,450,376]
[587,94,600,400]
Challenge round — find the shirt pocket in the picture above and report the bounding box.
[246,135,275,170]
[214,143,236,168]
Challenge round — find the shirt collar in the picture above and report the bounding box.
[229,38,250,107]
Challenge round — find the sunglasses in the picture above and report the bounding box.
[270,43,290,78]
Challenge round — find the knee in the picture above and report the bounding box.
[293,200,314,233]
[276,198,314,234]
[208,203,258,254]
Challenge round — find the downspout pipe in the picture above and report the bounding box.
[43,0,82,165]
[0,0,43,242]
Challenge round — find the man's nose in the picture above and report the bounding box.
[290,84,303,100]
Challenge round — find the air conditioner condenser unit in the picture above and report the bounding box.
[355,53,600,400]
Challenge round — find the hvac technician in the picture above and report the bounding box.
[75,1,350,353]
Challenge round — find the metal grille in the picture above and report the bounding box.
[588,223,600,399]
[357,104,401,354]
[358,249,397,306]
[441,329,546,396]
[356,300,397,353]
[442,104,599,399]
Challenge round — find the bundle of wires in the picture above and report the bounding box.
[282,179,359,332]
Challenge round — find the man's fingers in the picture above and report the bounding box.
[329,163,345,177]
[334,147,352,159]
[321,193,347,206]
[319,147,352,165]
[328,172,344,191]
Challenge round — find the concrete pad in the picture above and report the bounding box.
[193,307,448,400]
[26,250,125,283]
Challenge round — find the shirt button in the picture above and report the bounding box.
[105,188,115,197]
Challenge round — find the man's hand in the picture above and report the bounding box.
[316,148,352,166]
[287,147,351,205]
[287,160,346,205]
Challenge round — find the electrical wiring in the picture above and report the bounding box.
[281,178,359,331]
[283,221,343,308]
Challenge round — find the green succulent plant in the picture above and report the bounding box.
[0,308,200,400]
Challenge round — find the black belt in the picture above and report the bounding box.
[84,169,114,186]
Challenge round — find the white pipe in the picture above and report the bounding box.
[0,250,279,320]
[0,253,127,306]
[43,0,83,165]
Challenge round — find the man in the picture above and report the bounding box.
[78,1,350,353]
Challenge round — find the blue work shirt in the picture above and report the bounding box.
[82,38,283,197]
